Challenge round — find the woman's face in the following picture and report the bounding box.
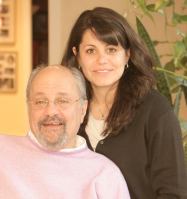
[73,29,130,90]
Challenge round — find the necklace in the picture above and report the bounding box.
[98,108,106,120]
[90,99,109,120]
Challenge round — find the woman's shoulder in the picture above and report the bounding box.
[139,89,173,118]
[135,89,180,135]
[143,89,172,110]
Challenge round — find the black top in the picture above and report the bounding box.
[78,89,187,199]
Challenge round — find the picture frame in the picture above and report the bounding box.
[0,0,15,43]
[0,51,17,92]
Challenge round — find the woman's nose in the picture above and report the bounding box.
[97,51,108,64]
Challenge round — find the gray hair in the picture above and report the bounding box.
[26,64,87,101]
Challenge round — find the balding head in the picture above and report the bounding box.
[26,64,87,102]
[26,64,88,151]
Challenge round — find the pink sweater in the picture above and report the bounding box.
[0,134,130,199]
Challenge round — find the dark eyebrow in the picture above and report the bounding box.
[80,43,95,47]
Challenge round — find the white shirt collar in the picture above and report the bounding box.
[28,130,87,153]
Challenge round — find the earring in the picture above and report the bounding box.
[125,63,129,69]
[78,65,81,70]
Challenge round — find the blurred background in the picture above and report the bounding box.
[0,0,186,142]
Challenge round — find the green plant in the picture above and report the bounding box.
[128,0,187,161]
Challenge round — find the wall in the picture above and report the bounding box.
[0,0,186,135]
[0,0,130,135]
[48,0,186,120]
[48,0,130,64]
[0,0,32,135]
[125,1,187,121]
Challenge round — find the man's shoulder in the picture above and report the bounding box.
[0,134,26,147]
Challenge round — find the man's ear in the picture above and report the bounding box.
[72,47,77,56]
[80,100,88,124]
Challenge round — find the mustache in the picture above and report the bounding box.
[40,115,65,125]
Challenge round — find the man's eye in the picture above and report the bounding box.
[57,99,70,104]
[35,100,47,105]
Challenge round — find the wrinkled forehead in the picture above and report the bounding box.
[30,67,80,98]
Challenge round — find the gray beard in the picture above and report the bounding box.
[36,115,68,151]
[37,126,68,151]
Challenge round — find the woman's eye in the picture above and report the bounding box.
[107,47,117,54]
[86,49,95,54]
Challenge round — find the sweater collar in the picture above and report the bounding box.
[28,130,87,153]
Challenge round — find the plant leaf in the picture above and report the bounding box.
[182,85,187,105]
[154,0,173,11]
[156,67,187,86]
[136,17,172,103]
[136,17,161,66]
[135,0,154,20]
[173,13,187,24]
[155,70,172,104]
[146,4,155,12]
[173,87,182,116]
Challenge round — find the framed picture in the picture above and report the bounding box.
[0,0,15,43]
[0,51,17,92]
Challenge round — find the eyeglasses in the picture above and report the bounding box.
[28,97,81,110]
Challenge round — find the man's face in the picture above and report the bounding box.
[28,67,87,151]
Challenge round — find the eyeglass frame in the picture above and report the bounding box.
[28,97,83,110]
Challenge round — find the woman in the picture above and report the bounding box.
[62,7,187,199]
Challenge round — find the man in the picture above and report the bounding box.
[0,65,130,199]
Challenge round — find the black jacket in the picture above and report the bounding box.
[78,89,187,199]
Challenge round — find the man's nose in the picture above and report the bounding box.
[44,101,60,116]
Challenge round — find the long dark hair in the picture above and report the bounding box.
[62,7,155,135]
